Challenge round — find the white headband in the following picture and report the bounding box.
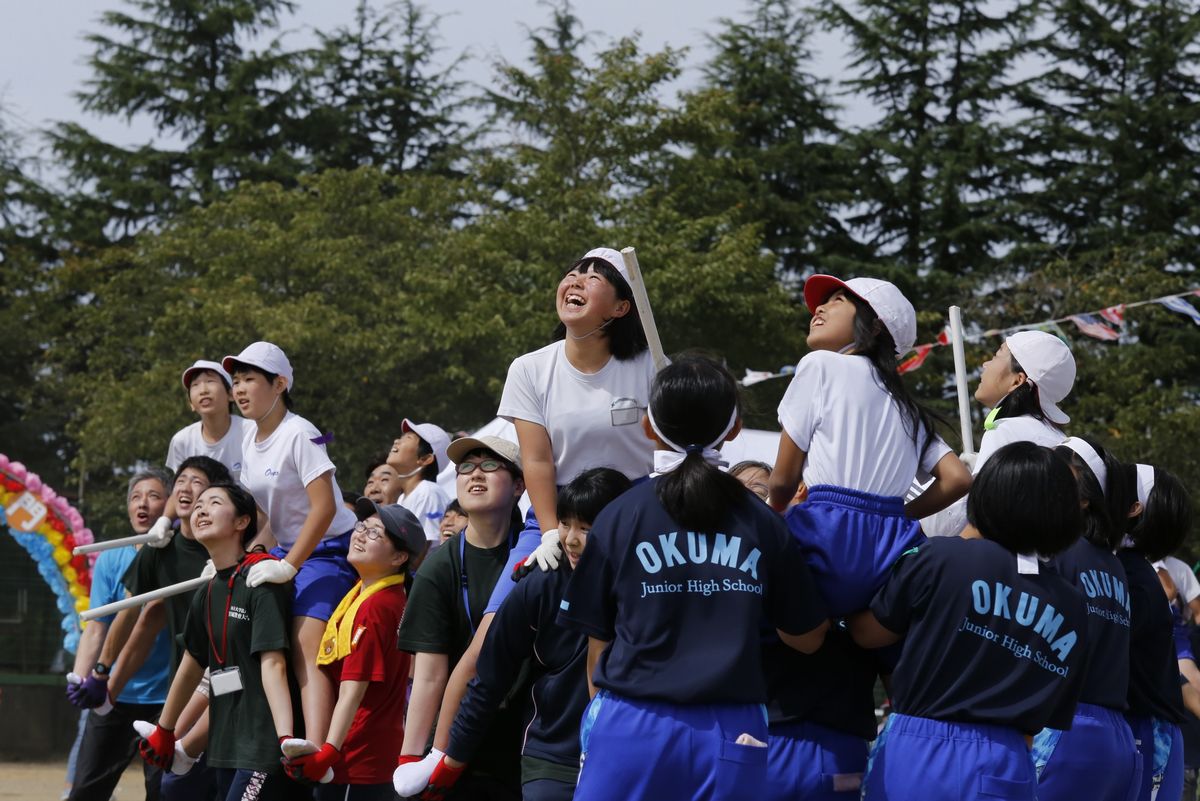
[1136,464,1155,509]
[647,403,738,475]
[1062,437,1107,497]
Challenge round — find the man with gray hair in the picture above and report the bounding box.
[65,466,175,801]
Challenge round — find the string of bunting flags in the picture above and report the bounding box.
[740,288,1200,386]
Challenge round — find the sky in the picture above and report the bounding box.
[0,0,855,149]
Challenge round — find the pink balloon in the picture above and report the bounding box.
[9,461,27,479]
[0,454,10,471]
[78,528,94,544]
[26,473,42,493]
[52,497,71,515]
[40,486,57,503]
[68,510,85,530]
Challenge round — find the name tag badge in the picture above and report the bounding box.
[610,398,641,427]
[210,666,243,696]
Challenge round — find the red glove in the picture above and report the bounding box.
[138,724,176,769]
[283,742,340,783]
[397,755,423,767]
[419,757,466,801]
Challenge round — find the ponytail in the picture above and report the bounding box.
[650,355,750,532]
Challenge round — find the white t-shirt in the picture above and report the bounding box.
[777,350,950,497]
[399,480,451,542]
[239,412,357,549]
[1154,555,1200,606]
[165,417,251,480]
[922,415,1065,537]
[498,342,655,483]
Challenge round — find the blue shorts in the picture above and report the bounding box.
[271,531,357,621]
[1174,614,1192,661]
[161,754,216,801]
[1034,702,1140,801]
[765,720,867,801]
[1126,713,1183,801]
[575,690,768,801]
[785,486,923,618]
[863,713,1036,801]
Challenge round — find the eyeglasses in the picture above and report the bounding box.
[353,521,387,541]
[455,459,507,475]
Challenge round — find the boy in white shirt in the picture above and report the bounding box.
[388,419,452,544]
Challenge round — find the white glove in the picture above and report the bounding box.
[145,516,174,549]
[393,748,442,797]
[199,560,217,581]
[959,451,978,472]
[133,720,199,775]
[245,559,297,588]
[524,529,561,572]
[280,737,335,783]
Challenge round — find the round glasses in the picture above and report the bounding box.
[353,521,387,540]
[455,459,507,475]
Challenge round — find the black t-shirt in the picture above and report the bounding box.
[763,623,881,741]
[557,479,827,704]
[1119,549,1186,723]
[123,534,210,666]
[1182,626,1200,767]
[395,530,521,789]
[449,564,587,770]
[1047,539,1131,710]
[871,537,1088,733]
[182,561,292,773]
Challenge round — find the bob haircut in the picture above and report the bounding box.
[202,482,260,546]
[557,467,633,526]
[551,257,648,361]
[1126,465,1192,562]
[967,441,1082,556]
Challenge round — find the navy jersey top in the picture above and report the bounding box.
[871,537,1088,733]
[1047,539,1131,710]
[558,479,827,704]
[763,623,881,741]
[449,564,586,769]
[1119,549,1186,723]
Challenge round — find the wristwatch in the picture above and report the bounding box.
[92,661,111,678]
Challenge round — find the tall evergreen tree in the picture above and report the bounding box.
[677,0,861,280]
[49,0,305,239]
[298,0,470,175]
[821,0,1034,302]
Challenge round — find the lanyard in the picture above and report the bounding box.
[204,566,241,667]
[459,528,518,635]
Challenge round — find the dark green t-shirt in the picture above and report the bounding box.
[396,532,509,665]
[395,532,521,790]
[123,534,210,667]
[182,562,292,772]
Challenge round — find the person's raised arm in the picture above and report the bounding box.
[768,433,807,513]
[401,652,450,756]
[905,452,972,520]
[513,420,557,532]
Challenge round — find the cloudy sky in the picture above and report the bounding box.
[0,0,855,148]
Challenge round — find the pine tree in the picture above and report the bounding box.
[297,0,470,175]
[48,0,305,239]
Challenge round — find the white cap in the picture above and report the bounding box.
[1136,464,1156,508]
[581,247,632,288]
[803,275,917,356]
[1062,437,1106,496]
[222,342,294,390]
[1004,331,1075,425]
[181,360,232,392]
[402,419,451,472]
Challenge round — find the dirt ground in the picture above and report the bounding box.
[0,761,146,801]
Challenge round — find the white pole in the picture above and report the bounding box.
[73,531,159,556]
[620,247,669,372]
[949,305,975,456]
[79,576,208,622]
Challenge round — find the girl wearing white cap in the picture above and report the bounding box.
[765,276,970,799]
[426,248,657,761]
[1119,463,1192,801]
[923,330,1076,538]
[767,275,970,615]
[222,341,360,745]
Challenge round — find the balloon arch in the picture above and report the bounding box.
[0,454,95,653]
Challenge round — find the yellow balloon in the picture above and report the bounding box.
[75,597,89,613]
[45,530,63,547]
[63,566,78,583]
[53,546,70,566]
